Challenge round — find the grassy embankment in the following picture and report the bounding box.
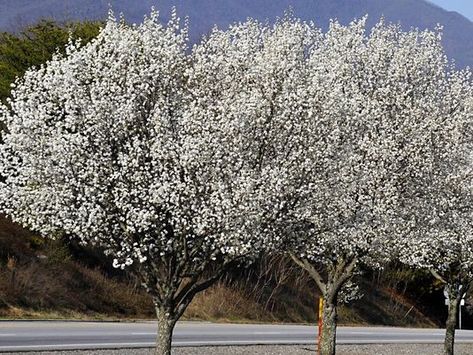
[0,215,443,327]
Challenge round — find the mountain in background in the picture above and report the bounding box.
[0,0,472,67]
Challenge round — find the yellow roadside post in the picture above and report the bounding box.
[318,297,324,355]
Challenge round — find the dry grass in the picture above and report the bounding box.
[186,282,270,322]
[187,259,437,327]
[338,283,437,327]
[0,260,154,319]
[0,215,443,326]
[186,257,319,324]
[0,215,154,319]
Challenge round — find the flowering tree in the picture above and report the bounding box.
[190,17,464,355]
[0,11,261,355]
[399,68,472,355]
[275,19,465,355]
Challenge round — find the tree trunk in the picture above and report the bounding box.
[288,254,356,355]
[156,307,176,355]
[320,298,337,355]
[444,294,460,355]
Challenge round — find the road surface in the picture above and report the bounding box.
[1,321,473,352]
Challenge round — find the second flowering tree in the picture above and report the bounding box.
[187,17,469,355]
[399,67,472,355]
[292,20,471,355]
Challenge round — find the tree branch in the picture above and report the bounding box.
[430,269,447,284]
[332,257,357,295]
[289,252,326,292]
[175,272,224,320]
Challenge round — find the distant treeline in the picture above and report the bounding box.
[0,20,102,104]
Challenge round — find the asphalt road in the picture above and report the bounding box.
[1,321,473,352]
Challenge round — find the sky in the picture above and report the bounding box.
[430,0,473,21]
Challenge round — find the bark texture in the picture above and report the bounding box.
[320,298,337,355]
[156,307,177,355]
[444,292,461,355]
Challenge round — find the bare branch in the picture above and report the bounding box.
[289,252,326,292]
